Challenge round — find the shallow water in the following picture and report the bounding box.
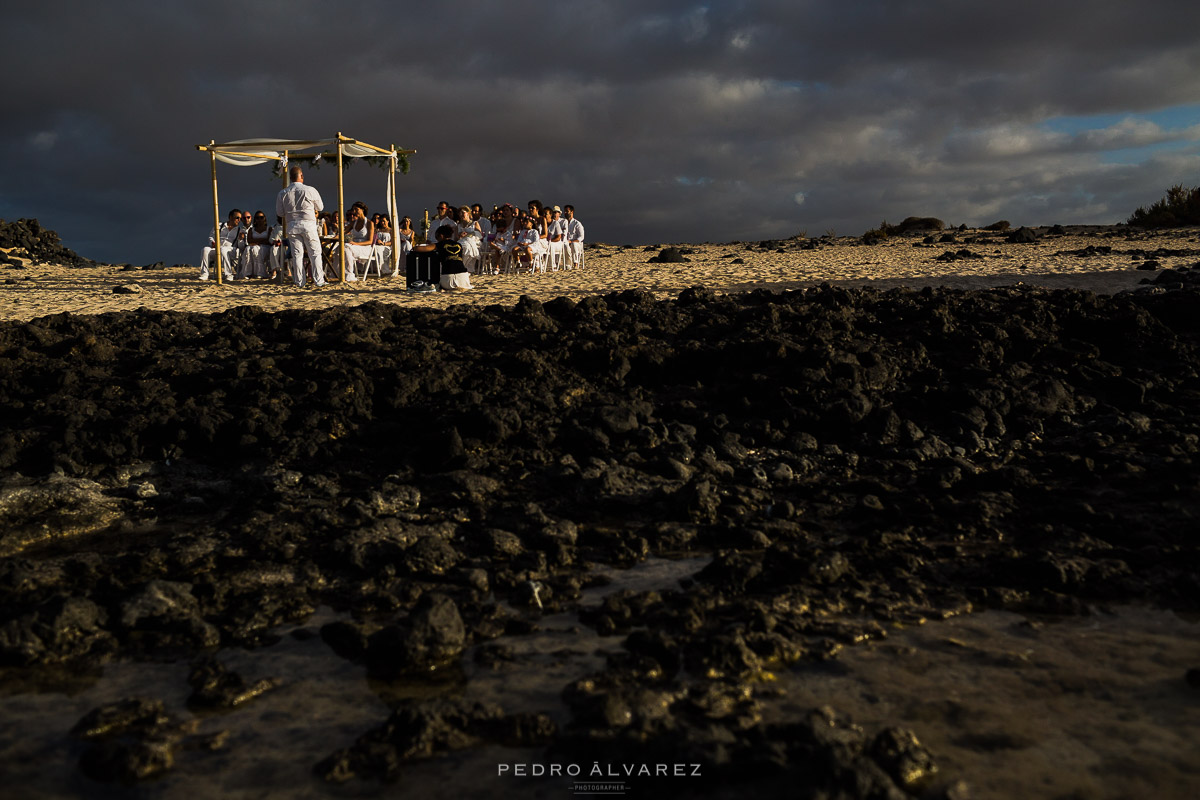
[771,607,1200,800]
[2,553,1196,799]
[0,557,709,799]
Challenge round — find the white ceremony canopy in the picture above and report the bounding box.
[195,134,416,285]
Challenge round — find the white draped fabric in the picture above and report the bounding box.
[340,142,383,158]
[210,138,397,166]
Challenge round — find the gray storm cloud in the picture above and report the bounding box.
[2,0,1199,264]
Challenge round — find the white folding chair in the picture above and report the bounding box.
[506,248,531,275]
[359,245,389,282]
[547,240,566,271]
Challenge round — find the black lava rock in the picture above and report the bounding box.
[0,218,94,267]
[649,247,689,263]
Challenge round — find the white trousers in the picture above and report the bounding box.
[288,223,324,287]
[440,272,473,290]
[567,241,583,268]
[200,244,236,279]
[269,243,286,276]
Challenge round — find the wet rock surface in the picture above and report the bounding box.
[1139,264,1200,289]
[1,284,1199,796]
[186,655,280,708]
[69,697,225,783]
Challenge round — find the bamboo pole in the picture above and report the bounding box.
[390,144,399,275]
[199,139,412,155]
[280,150,289,284]
[210,146,222,286]
[336,132,346,283]
[202,138,336,150]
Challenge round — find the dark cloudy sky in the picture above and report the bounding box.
[2,1,1199,266]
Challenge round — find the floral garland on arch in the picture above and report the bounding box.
[270,151,411,179]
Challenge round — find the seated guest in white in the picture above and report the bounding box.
[472,204,493,237]
[392,215,414,278]
[200,209,242,281]
[455,205,483,274]
[511,215,540,269]
[548,206,566,242]
[536,207,551,253]
[320,211,339,240]
[375,215,392,245]
[427,201,456,244]
[268,215,287,281]
[240,211,273,279]
[565,205,585,270]
[372,216,394,276]
[318,211,338,264]
[487,215,511,273]
[546,206,568,270]
[230,210,252,277]
[343,202,375,281]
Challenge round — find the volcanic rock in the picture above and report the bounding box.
[187,656,281,708]
[70,698,193,783]
[315,699,554,782]
[0,476,123,557]
[649,247,689,263]
[1007,226,1039,243]
[0,218,93,267]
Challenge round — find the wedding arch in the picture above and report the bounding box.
[195,134,415,284]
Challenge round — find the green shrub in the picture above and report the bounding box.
[862,221,892,244]
[862,229,887,245]
[863,217,945,242]
[1127,185,1200,228]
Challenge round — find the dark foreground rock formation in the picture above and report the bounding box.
[1,284,1198,796]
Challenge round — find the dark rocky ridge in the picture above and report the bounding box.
[1,284,1199,795]
[0,218,94,268]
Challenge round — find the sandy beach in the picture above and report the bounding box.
[4,227,1197,322]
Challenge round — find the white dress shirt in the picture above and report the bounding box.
[276,182,324,227]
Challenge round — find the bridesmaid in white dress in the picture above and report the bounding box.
[392,216,414,278]
[455,206,482,275]
[343,202,375,281]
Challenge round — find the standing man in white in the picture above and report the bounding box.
[564,205,585,270]
[276,165,326,288]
